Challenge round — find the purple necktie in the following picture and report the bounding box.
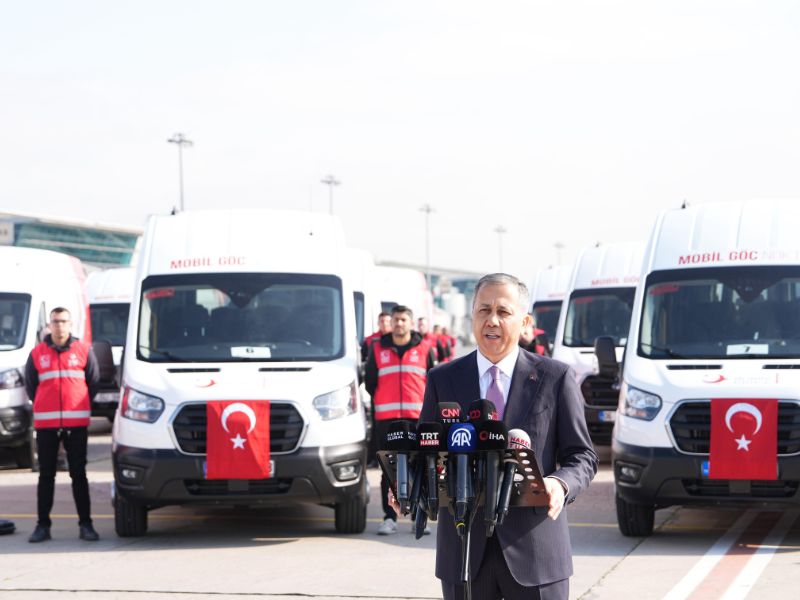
[487,365,505,419]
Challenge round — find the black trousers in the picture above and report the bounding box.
[442,534,569,600]
[36,427,92,528]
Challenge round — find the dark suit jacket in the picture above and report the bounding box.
[419,349,598,587]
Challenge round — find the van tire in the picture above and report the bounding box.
[115,494,148,537]
[334,493,367,534]
[13,440,33,470]
[615,492,654,537]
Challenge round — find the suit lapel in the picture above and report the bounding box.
[504,350,544,428]
[452,351,480,413]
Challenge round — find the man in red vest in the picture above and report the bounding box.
[24,307,99,543]
[418,316,447,363]
[365,305,436,535]
[360,311,392,361]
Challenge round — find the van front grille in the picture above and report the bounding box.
[669,400,800,455]
[682,478,799,498]
[171,402,304,455]
[183,478,292,496]
[580,375,620,409]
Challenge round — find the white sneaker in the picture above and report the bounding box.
[377,518,397,535]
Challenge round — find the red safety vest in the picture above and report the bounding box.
[31,340,91,429]
[373,339,430,421]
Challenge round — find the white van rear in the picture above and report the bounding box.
[0,247,90,468]
[112,209,367,536]
[86,267,135,419]
[552,242,645,444]
[614,200,800,536]
[529,265,572,351]
[374,265,434,324]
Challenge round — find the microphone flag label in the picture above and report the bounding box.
[206,400,271,480]
[709,398,777,480]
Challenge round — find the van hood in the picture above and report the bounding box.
[626,359,800,401]
[124,361,357,405]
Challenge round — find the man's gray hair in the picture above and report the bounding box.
[472,273,530,310]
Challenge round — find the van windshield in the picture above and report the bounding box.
[639,266,800,359]
[137,273,344,362]
[532,301,561,341]
[0,293,31,351]
[90,303,130,347]
[563,287,635,347]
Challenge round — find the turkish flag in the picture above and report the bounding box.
[709,398,778,480]
[206,400,271,480]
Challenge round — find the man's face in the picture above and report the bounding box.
[392,312,413,338]
[417,318,428,335]
[378,315,392,334]
[49,311,72,341]
[472,283,530,363]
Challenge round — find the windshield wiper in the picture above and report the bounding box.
[640,342,686,359]
[137,345,189,362]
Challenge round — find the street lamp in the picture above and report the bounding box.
[419,203,435,291]
[554,241,564,266]
[321,175,341,215]
[494,225,507,271]
[167,133,194,212]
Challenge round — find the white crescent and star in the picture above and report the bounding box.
[220,403,258,449]
[724,402,763,452]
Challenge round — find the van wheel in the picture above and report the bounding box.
[615,492,654,537]
[114,494,148,537]
[335,492,367,534]
[13,440,33,470]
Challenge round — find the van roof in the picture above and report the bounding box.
[141,209,348,276]
[0,246,84,294]
[86,267,136,304]
[649,199,800,272]
[531,265,571,303]
[570,242,645,290]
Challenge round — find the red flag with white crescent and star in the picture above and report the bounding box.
[709,398,778,480]
[206,400,271,480]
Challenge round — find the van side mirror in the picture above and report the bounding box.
[594,336,618,378]
[91,340,117,385]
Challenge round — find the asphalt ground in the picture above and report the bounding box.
[1,418,798,600]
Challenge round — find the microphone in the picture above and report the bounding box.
[384,420,417,514]
[436,402,464,503]
[496,428,531,526]
[476,420,508,536]
[467,399,499,424]
[447,422,477,531]
[417,422,444,519]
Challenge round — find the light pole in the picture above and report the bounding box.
[419,203,435,291]
[494,225,507,271]
[321,175,341,215]
[554,241,564,266]
[167,133,193,212]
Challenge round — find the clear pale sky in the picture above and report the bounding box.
[2,1,798,282]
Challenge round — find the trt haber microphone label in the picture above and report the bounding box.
[419,432,440,447]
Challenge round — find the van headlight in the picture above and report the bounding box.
[121,387,165,423]
[0,368,23,390]
[313,382,358,420]
[621,384,662,421]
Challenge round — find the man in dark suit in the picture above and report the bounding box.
[417,273,598,600]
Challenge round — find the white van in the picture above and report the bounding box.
[613,200,800,536]
[0,247,91,468]
[373,265,434,325]
[344,248,381,349]
[86,267,136,420]
[552,242,645,444]
[529,265,572,351]
[112,209,367,536]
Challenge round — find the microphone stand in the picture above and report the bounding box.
[459,504,474,600]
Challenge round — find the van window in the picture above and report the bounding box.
[532,301,561,342]
[0,293,31,351]
[639,266,800,359]
[353,291,365,343]
[137,273,344,362]
[90,303,130,346]
[563,288,635,347]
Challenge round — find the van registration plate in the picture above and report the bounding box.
[598,410,616,423]
[203,460,275,479]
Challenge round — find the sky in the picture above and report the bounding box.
[2,1,799,283]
